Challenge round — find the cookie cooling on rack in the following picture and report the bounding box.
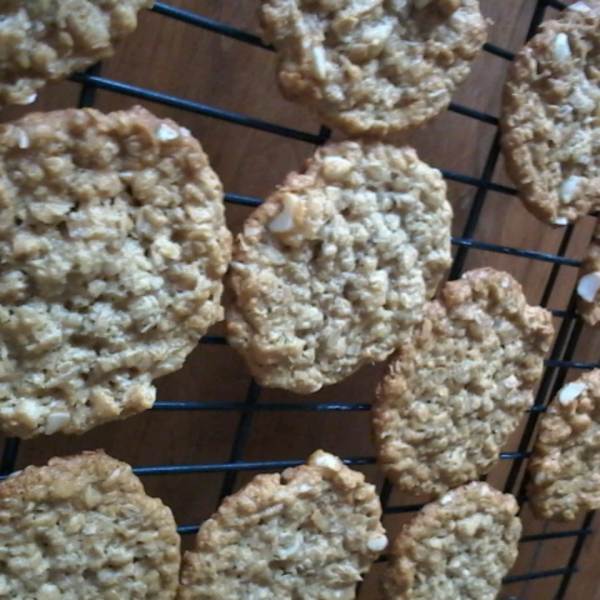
[0,451,181,599]
[0,106,232,438]
[178,450,387,600]
[0,0,153,106]
[576,219,600,326]
[259,0,487,136]
[501,1,600,224]
[373,268,554,498]
[381,482,521,600]
[226,140,453,393]
[528,369,600,521]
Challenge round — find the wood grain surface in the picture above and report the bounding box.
[1,1,599,598]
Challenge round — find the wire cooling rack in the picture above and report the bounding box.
[0,0,596,598]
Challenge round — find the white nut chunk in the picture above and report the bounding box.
[15,129,29,149]
[367,535,388,552]
[44,412,71,435]
[268,194,301,233]
[15,93,37,105]
[568,2,591,13]
[559,382,587,405]
[578,271,600,303]
[560,175,582,203]
[553,32,572,62]
[311,451,342,471]
[312,46,328,79]
[157,123,180,141]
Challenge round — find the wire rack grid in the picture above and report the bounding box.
[0,0,596,598]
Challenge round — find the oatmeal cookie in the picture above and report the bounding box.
[373,268,554,497]
[226,141,453,393]
[177,450,387,600]
[0,106,231,438]
[528,369,600,521]
[259,0,488,136]
[576,219,600,326]
[0,0,153,106]
[0,451,180,599]
[381,482,521,600]
[501,1,600,224]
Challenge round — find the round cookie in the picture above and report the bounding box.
[501,1,600,224]
[0,0,153,106]
[177,450,387,600]
[576,220,600,326]
[381,482,521,600]
[259,0,488,136]
[528,369,600,521]
[0,451,181,599]
[226,141,453,393]
[373,268,554,498]
[0,106,232,438]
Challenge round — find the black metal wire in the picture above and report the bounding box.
[555,511,596,599]
[216,379,262,503]
[0,1,595,596]
[69,72,329,145]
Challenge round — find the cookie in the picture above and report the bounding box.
[528,369,600,521]
[373,268,554,498]
[576,219,600,326]
[0,106,232,438]
[381,482,521,600]
[259,0,488,136]
[177,450,387,600]
[501,1,600,225]
[0,451,180,599]
[0,0,153,106]
[226,141,453,393]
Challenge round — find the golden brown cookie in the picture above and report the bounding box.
[0,106,232,438]
[259,0,488,136]
[576,219,600,326]
[501,1,600,224]
[381,482,521,600]
[0,0,153,106]
[177,450,387,600]
[528,369,600,521]
[0,451,180,599]
[373,268,554,498]
[226,141,453,393]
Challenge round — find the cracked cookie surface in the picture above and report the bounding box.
[178,450,387,600]
[226,141,453,393]
[381,482,521,600]
[0,106,231,438]
[260,0,487,136]
[528,369,600,521]
[373,268,554,497]
[576,219,600,326]
[501,1,600,224]
[0,451,180,599]
[0,0,153,106]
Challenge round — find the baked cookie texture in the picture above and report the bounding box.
[0,0,153,106]
[226,141,453,393]
[0,451,180,599]
[501,1,600,225]
[0,106,232,438]
[177,450,387,600]
[373,268,554,498]
[381,482,521,600]
[576,219,600,326]
[259,0,487,136]
[528,369,600,521]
